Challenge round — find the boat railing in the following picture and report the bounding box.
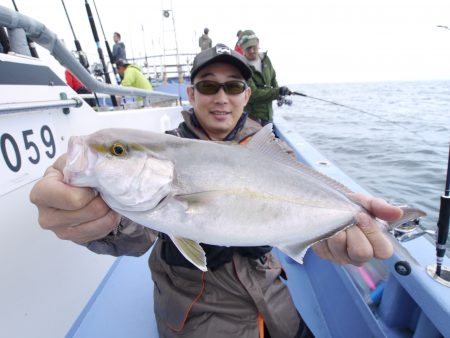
[0,5,178,104]
[0,96,83,115]
[130,53,196,84]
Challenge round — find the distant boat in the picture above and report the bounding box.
[0,5,449,338]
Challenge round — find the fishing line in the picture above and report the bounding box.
[290,91,433,146]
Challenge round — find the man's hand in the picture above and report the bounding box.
[279,86,291,96]
[30,155,120,244]
[312,192,402,266]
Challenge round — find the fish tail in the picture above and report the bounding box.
[383,207,427,231]
[377,206,427,268]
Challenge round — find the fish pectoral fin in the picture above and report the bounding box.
[175,191,222,202]
[169,235,208,271]
[174,191,222,213]
[277,242,311,265]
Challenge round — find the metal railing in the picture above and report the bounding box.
[0,97,82,115]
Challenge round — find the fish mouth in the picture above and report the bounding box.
[153,194,170,210]
[64,136,88,184]
[110,192,170,213]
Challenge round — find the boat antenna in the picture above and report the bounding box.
[290,90,432,146]
[60,0,89,69]
[84,0,118,107]
[91,0,121,84]
[11,0,39,58]
[141,24,149,68]
[435,145,450,276]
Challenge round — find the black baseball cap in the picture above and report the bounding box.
[190,43,252,82]
[115,59,130,67]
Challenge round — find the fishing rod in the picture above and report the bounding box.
[11,0,39,58]
[91,0,120,84]
[0,26,10,53]
[435,145,450,277]
[61,0,89,69]
[289,90,433,146]
[84,0,118,107]
[61,0,100,107]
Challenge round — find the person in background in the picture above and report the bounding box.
[240,30,291,126]
[65,69,86,93]
[116,59,153,107]
[64,53,97,107]
[234,29,243,55]
[111,32,126,63]
[198,27,212,51]
[30,44,400,338]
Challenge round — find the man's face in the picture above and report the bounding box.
[187,62,251,140]
[113,34,119,43]
[243,43,259,61]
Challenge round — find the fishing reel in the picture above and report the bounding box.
[392,212,434,242]
[91,62,104,77]
[277,95,293,107]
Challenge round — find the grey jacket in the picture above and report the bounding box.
[111,41,126,63]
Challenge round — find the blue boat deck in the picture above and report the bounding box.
[67,250,158,338]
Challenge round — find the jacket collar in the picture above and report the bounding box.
[181,108,261,142]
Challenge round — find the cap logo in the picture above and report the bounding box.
[239,34,258,44]
[216,45,231,54]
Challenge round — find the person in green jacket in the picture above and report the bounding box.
[240,30,291,126]
[116,59,153,107]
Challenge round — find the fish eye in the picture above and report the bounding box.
[110,143,128,157]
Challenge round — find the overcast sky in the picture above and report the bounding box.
[4,0,450,84]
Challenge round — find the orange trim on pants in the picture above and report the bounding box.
[167,272,206,332]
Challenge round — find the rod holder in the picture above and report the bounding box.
[426,264,450,287]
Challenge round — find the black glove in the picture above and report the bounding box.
[279,86,291,96]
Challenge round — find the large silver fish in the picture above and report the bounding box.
[63,124,425,271]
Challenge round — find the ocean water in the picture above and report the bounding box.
[277,80,449,234]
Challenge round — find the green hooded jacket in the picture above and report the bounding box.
[121,64,153,101]
[244,52,279,121]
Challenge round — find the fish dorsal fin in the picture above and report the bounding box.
[246,124,354,195]
[169,235,208,271]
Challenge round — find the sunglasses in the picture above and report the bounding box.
[193,80,247,95]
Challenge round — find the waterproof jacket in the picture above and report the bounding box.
[198,34,212,51]
[121,64,152,91]
[85,109,302,338]
[245,52,280,122]
[121,64,153,102]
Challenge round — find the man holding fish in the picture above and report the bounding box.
[30,44,410,338]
